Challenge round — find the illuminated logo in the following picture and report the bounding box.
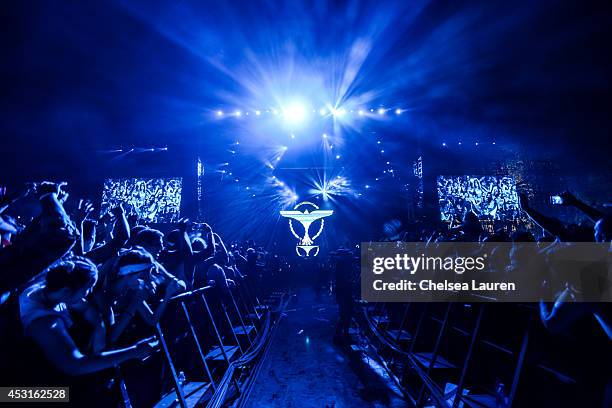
[280,201,333,257]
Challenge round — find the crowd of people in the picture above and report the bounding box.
[437,175,522,223]
[0,180,610,405]
[100,177,183,223]
[0,181,266,405]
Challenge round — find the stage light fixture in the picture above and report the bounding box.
[217,110,223,116]
[255,110,261,115]
[319,108,327,115]
[283,102,307,124]
[322,133,327,138]
[395,108,401,115]
[378,108,385,115]
[335,154,340,159]
[235,110,242,117]
[358,110,364,116]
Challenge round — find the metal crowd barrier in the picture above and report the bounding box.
[114,277,269,408]
[359,298,606,407]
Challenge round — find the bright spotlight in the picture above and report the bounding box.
[358,110,364,116]
[395,108,401,115]
[337,108,347,116]
[255,110,261,115]
[283,102,307,123]
[335,154,340,159]
[217,110,223,116]
[319,108,327,115]
[235,110,242,117]
[322,133,327,138]
[378,108,385,115]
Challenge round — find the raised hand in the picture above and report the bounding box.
[111,202,125,217]
[127,212,140,227]
[37,181,67,197]
[177,217,191,232]
[559,191,577,206]
[75,199,94,223]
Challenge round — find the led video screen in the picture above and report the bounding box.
[437,175,520,222]
[101,177,182,223]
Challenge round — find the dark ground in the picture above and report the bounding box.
[244,289,407,408]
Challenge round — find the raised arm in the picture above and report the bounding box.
[28,316,156,375]
[519,193,568,240]
[539,289,591,334]
[86,205,130,264]
[560,191,606,223]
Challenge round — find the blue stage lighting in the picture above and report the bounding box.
[235,110,242,117]
[378,108,385,115]
[319,108,327,115]
[217,110,223,116]
[322,133,327,138]
[255,110,261,115]
[358,110,365,116]
[335,154,340,159]
[395,108,401,115]
[283,101,307,124]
